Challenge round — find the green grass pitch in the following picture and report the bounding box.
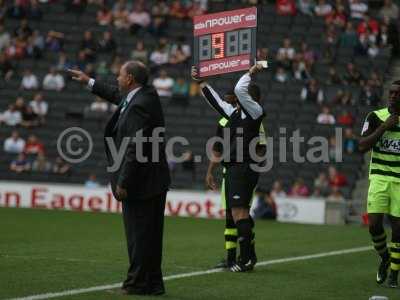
[0,207,398,300]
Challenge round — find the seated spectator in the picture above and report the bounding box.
[301,79,324,103]
[97,5,113,26]
[1,104,22,126]
[339,22,359,49]
[329,136,341,160]
[357,13,379,37]
[14,18,33,41]
[326,66,343,85]
[28,0,43,21]
[169,0,187,19]
[96,61,109,79]
[85,174,101,188]
[171,77,189,105]
[314,172,330,196]
[110,55,123,75]
[359,80,381,106]
[344,63,364,86]
[379,0,399,21]
[322,24,338,61]
[153,69,174,98]
[297,0,314,15]
[337,109,354,126]
[327,186,345,201]
[289,178,310,197]
[14,96,26,114]
[98,31,117,54]
[0,52,14,81]
[378,24,390,48]
[20,69,39,90]
[275,67,289,83]
[10,153,30,173]
[252,189,277,220]
[46,31,65,52]
[325,5,346,28]
[89,96,108,112]
[128,4,151,35]
[6,36,26,60]
[277,38,295,69]
[24,134,45,156]
[53,156,71,175]
[187,2,205,18]
[0,23,11,52]
[271,180,287,198]
[55,51,73,72]
[314,0,332,17]
[149,44,169,69]
[299,42,316,66]
[344,128,358,154]
[31,153,51,173]
[113,4,129,30]
[292,56,311,81]
[317,106,335,124]
[4,130,25,154]
[328,166,347,188]
[150,0,169,37]
[80,30,97,62]
[26,30,45,59]
[368,71,383,92]
[349,0,368,19]
[21,106,40,128]
[43,67,65,91]
[276,0,297,16]
[74,50,89,71]
[169,45,189,65]
[30,93,48,120]
[130,40,148,63]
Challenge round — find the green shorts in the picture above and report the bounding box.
[367,179,400,217]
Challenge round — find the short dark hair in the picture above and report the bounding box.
[248,83,261,102]
[124,61,149,86]
[392,80,400,86]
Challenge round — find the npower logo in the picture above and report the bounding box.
[195,13,255,30]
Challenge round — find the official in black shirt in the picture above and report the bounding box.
[192,64,266,272]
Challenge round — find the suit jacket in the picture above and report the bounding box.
[92,81,171,201]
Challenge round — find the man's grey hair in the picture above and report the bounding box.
[124,61,149,86]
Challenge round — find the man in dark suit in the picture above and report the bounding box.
[68,61,170,296]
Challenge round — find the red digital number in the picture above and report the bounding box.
[212,33,225,59]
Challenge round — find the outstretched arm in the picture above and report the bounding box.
[191,66,235,119]
[234,64,264,120]
[68,69,121,105]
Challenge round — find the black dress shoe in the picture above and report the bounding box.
[150,288,165,296]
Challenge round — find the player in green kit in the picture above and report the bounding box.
[359,80,400,288]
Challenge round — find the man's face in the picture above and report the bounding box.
[117,65,132,92]
[389,84,400,114]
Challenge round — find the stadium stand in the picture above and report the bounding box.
[0,0,399,209]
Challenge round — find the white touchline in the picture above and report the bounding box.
[4,246,372,300]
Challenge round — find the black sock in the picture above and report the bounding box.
[371,231,390,261]
[225,217,237,264]
[249,216,256,259]
[236,218,252,264]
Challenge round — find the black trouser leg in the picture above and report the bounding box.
[121,192,166,293]
[148,192,167,291]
